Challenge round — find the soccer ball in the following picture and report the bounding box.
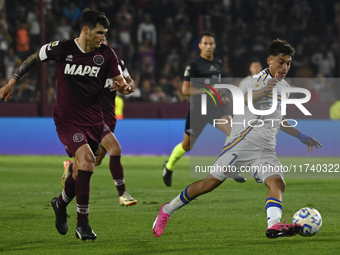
[292,207,322,236]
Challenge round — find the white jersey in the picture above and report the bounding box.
[228,68,290,151]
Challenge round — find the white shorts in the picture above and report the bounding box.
[211,142,284,183]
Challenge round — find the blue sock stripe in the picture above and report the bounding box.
[179,186,192,204]
[265,197,282,210]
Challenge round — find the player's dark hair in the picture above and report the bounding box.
[79,8,110,31]
[199,32,215,42]
[266,39,295,57]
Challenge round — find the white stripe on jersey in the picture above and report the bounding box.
[39,44,48,61]
[122,68,129,78]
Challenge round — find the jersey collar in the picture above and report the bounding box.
[74,38,86,53]
[265,68,273,78]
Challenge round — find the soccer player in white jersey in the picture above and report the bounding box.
[152,39,322,239]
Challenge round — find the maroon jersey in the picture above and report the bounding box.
[102,59,128,125]
[38,39,120,126]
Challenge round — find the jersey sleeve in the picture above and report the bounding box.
[118,59,130,78]
[38,40,62,62]
[183,62,197,81]
[107,48,121,78]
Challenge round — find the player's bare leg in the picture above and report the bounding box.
[153,174,223,236]
[101,133,137,206]
[216,114,246,183]
[53,144,97,240]
[95,145,107,166]
[163,133,194,187]
[264,175,301,238]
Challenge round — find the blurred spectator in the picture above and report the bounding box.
[311,42,335,77]
[115,4,134,60]
[159,76,174,99]
[55,17,72,40]
[0,23,10,64]
[140,79,153,101]
[3,47,20,81]
[171,75,188,102]
[238,60,262,93]
[26,5,40,51]
[137,14,157,46]
[221,55,233,78]
[149,85,167,102]
[176,25,192,55]
[13,77,37,102]
[315,74,335,102]
[16,23,30,60]
[64,2,81,28]
[159,18,176,54]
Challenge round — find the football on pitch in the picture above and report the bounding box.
[292,207,322,236]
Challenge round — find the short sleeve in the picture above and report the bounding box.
[107,48,121,78]
[38,41,61,62]
[183,62,197,81]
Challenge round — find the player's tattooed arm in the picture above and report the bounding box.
[12,50,41,81]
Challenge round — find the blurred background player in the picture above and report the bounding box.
[153,39,322,239]
[238,60,263,94]
[162,32,245,187]
[62,58,137,207]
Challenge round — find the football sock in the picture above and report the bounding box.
[110,155,126,196]
[166,143,187,170]
[163,186,192,215]
[58,174,76,208]
[75,170,93,224]
[265,197,282,228]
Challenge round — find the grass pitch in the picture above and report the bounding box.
[0,155,339,255]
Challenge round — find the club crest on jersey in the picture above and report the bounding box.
[73,133,84,143]
[93,55,104,65]
[64,63,100,77]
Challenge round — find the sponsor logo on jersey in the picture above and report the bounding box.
[255,83,261,88]
[66,55,73,62]
[93,55,104,65]
[209,65,217,71]
[104,78,113,88]
[64,63,101,77]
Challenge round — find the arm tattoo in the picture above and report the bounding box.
[12,51,41,81]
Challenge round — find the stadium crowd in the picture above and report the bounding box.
[0,0,339,103]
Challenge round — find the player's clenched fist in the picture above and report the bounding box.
[264,73,279,94]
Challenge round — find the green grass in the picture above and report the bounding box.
[0,156,339,255]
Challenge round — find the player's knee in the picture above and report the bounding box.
[109,147,121,156]
[78,157,95,171]
[265,175,285,192]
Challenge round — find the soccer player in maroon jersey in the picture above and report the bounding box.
[0,8,133,241]
[62,58,137,206]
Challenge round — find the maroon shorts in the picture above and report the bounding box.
[56,122,111,157]
[103,113,117,133]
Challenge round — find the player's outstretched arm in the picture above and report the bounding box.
[280,117,322,154]
[0,50,41,101]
